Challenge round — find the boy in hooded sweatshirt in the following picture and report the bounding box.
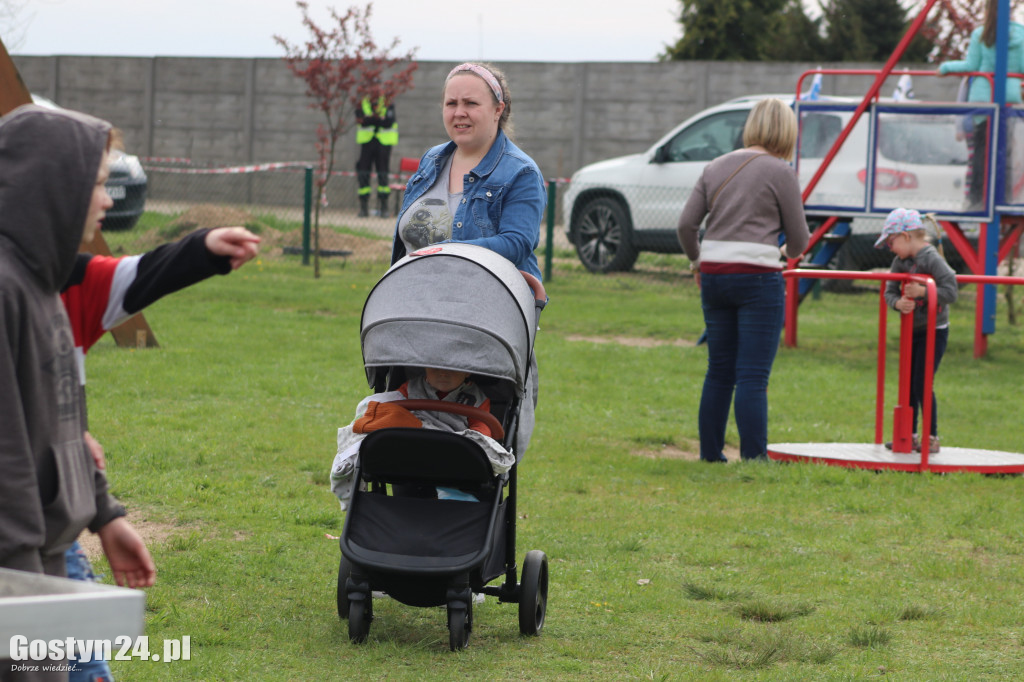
[0,105,156,595]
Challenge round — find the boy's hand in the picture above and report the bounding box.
[895,296,917,314]
[205,227,261,270]
[97,517,156,588]
[84,431,106,470]
[903,281,926,299]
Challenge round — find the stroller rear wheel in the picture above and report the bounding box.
[337,554,353,620]
[348,593,373,643]
[518,550,548,636]
[447,599,473,651]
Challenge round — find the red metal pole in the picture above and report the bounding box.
[784,216,840,348]
[975,223,989,358]
[785,272,800,347]
[892,285,916,454]
[876,284,888,444]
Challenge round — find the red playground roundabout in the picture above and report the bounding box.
[768,269,1024,474]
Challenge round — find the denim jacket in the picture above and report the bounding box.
[391,130,546,280]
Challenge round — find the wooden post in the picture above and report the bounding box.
[0,38,31,116]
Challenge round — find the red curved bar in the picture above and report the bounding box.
[393,399,505,441]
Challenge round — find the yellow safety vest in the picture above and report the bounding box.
[356,97,398,146]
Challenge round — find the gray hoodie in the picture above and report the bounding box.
[0,104,125,575]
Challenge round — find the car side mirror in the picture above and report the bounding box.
[652,145,668,164]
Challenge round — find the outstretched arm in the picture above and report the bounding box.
[205,226,261,270]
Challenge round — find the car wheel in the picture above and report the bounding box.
[823,242,856,293]
[572,197,638,273]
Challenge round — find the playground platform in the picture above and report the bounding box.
[768,442,1024,474]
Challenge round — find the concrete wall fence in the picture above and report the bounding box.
[13,55,951,211]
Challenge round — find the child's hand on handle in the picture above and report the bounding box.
[205,227,261,270]
[895,296,917,314]
[903,281,926,299]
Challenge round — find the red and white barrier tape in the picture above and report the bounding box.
[142,158,572,185]
[139,156,193,165]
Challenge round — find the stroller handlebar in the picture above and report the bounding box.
[393,399,505,441]
[520,271,547,310]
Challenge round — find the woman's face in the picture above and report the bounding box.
[443,73,504,155]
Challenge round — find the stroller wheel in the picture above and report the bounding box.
[518,550,548,636]
[447,599,473,651]
[348,594,373,644]
[337,554,353,620]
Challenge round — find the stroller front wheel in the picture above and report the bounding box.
[447,599,473,651]
[518,550,548,636]
[348,594,373,643]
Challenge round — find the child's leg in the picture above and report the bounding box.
[928,328,949,437]
[910,327,949,437]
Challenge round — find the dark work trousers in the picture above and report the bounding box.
[356,139,393,198]
[968,119,989,206]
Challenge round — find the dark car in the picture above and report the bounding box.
[32,94,148,231]
[101,150,148,231]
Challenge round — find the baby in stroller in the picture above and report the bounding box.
[330,366,514,507]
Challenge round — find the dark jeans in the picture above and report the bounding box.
[65,542,115,681]
[909,326,948,437]
[356,139,393,197]
[698,271,785,461]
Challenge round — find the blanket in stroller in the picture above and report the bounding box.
[330,381,515,508]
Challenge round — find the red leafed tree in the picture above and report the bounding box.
[918,0,1022,62]
[275,1,417,277]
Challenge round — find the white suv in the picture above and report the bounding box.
[563,94,974,272]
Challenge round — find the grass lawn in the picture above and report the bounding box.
[81,225,1024,680]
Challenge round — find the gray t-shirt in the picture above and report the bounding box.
[398,155,463,254]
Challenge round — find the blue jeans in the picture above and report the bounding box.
[910,326,949,437]
[65,542,115,682]
[699,271,785,461]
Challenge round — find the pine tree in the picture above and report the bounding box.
[664,0,789,61]
[819,0,919,61]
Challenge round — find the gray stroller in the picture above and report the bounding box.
[337,243,548,650]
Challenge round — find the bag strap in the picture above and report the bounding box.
[709,152,769,211]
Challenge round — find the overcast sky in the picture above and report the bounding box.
[11,0,682,62]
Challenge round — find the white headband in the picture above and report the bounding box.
[447,63,503,103]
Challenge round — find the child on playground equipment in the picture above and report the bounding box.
[875,208,959,453]
[330,367,513,506]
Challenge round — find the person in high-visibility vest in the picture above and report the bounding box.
[355,95,398,217]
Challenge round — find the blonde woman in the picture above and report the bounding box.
[676,98,809,461]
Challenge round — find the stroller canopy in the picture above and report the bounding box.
[361,243,539,391]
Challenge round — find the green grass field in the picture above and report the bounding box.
[82,224,1024,680]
